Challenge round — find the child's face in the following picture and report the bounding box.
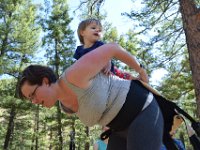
[81,22,102,44]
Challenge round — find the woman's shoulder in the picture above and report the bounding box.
[62,69,102,91]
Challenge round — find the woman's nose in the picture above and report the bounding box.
[31,98,39,104]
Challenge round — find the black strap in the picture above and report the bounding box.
[100,129,113,140]
[101,79,200,147]
[106,80,148,131]
[174,105,200,137]
[189,134,200,150]
[174,104,196,123]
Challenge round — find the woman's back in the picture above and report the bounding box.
[60,73,131,126]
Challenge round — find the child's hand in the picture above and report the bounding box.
[128,75,138,80]
[102,61,112,75]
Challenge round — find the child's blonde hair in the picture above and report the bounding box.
[77,18,102,44]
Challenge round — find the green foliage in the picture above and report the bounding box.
[41,0,76,74]
[0,0,41,76]
[103,27,118,42]
[158,54,194,100]
[124,1,196,96]
[0,0,42,149]
[123,0,185,70]
[73,0,106,19]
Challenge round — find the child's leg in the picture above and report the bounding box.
[127,99,164,150]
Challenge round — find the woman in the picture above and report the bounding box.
[17,43,163,150]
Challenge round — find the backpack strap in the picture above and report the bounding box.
[174,105,200,137]
[174,105,196,123]
[136,80,200,147]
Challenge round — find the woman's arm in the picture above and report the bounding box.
[67,43,148,88]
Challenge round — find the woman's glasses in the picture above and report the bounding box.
[29,85,39,101]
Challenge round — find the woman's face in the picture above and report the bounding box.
[21,78,57,108]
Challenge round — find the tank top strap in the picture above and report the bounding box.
[60,71,88,98]
[61,72,108,105]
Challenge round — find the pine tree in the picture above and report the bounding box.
[41,0,76,149]
[123,0,200,116]
[0,0,40,149]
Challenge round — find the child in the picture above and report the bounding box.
[160,115,186,150]
[93,126,109,150]
[74,18,135,79]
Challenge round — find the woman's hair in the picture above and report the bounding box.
[17,65,57,99]
[77,18,102,44]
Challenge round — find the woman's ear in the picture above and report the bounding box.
[42,77,49,86]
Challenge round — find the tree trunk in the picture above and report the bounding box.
[48,128,53,150]
[69,120,76,150]
[56,102,63,150]
[84,126,90,150]
[31,135,34,150]
[179,0,200,116]
[54,38,63,150]
[3,105,16,150]
[35,105,39,150]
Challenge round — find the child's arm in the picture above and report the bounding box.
[113,66,137,80]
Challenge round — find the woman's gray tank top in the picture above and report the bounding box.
[60,73,131,127]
